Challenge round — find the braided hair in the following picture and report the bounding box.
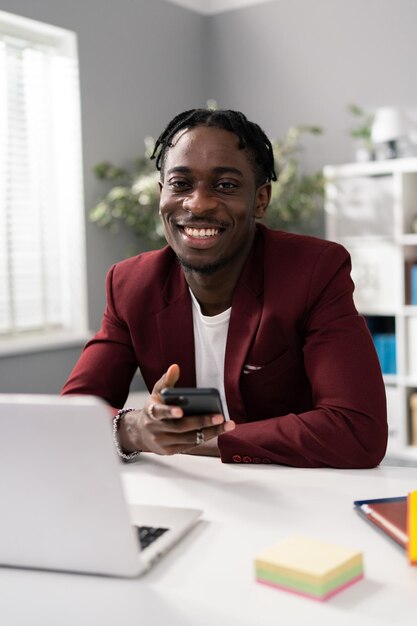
[150,108,277,187]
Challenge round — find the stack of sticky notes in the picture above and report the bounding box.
[408,490,417,565]
[255,535,364,601]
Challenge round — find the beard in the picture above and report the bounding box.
[175,243,245,276]
[176,255,229,276]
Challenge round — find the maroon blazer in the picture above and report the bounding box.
[63,224,387,467]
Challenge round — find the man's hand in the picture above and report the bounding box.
[184,437,221,457]
[118,364,235,455]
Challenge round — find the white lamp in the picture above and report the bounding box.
[371,107,407,158]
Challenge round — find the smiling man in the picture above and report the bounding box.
[63,108,388,467]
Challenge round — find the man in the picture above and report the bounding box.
[63,108,387,467]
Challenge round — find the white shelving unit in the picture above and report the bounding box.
[324,157,417,463]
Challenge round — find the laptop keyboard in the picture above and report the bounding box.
[136,525,169,550]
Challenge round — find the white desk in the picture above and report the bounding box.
[1,455,417,626]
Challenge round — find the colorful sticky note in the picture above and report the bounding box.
[255,535,364,601]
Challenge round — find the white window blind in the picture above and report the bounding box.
[0,11,88,351]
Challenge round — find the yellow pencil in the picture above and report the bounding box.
[407,491,417,565]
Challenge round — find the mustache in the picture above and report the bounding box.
[177,217,228,229]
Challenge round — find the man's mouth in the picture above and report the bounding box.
[183,226,220,239]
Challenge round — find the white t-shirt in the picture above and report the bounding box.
[189,289,231,421]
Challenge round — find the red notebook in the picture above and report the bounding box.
[354,497,407,549]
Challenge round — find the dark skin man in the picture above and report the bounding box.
[119,125,271,457]
[63,108,387,468]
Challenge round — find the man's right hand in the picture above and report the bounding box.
[117,363,235,455]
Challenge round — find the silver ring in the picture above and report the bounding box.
[147,403,156,419]
[196,429,204,445]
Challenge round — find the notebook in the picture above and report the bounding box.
[0,394,201,577]
[353,496,407,549]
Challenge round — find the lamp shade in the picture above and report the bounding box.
[371,107,407,144]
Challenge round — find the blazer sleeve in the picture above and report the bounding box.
[62,264,138,409]
[218,244,388,468]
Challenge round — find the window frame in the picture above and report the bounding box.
[0,10,90,356]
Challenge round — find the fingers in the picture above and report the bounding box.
[164,363,180,388]
[161,413,225,433]
[143,403,229,431]
[157,419,235,448]
[147,364,183,421]
[195,421,235,442]
[153,363,180,397]
[144,399,182,420]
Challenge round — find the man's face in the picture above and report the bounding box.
[158,125,270,275]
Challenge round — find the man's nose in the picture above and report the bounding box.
[182,187,218,214]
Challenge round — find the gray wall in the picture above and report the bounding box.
[1,0,417,393]
[206,0,417,171]
[0,0,206,393]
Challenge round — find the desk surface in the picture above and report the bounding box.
[1,455,417,626]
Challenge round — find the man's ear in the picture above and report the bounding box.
[158,181,163,215]
[254,183,271,219]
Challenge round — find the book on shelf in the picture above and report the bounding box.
[411,265,417,306]
[408,323,417,380]
[372,333,396,375]
[404,259,417,305]
[365,317,396,375]
[409,392,417,447]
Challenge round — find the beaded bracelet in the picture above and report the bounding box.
[112,407,141,461]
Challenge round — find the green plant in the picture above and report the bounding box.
[89,137,165,249]
[90,125,325,247]
[265,125,325,233]
[348,103,374,152]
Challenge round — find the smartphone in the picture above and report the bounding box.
[160,387,228,420]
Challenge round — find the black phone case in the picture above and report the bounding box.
[160,388,224,417]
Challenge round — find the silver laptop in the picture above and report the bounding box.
[0,394,201,577]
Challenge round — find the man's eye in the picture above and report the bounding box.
[169,180,190,190]
[216,181,237,190]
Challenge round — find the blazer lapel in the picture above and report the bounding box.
[224,232,264,422]
[156,263,196,387]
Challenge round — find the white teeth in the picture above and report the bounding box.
[184,227,219,238]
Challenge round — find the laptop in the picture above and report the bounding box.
[0,394,201,577]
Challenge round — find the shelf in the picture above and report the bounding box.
[338,235,395,245]
[325,160,417,462]
[398,234,417,245]
[402,306,417,316]
[383,374,399,385]
[360,310,399,317]
[384,445,417,464]
[324,156,417,179]
[368,306,417,316]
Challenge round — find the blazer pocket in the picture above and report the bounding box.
[242,348,295,386]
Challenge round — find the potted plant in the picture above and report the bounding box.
[348,103,375,161]
[89,137,164,250]
[266,125,324,234]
